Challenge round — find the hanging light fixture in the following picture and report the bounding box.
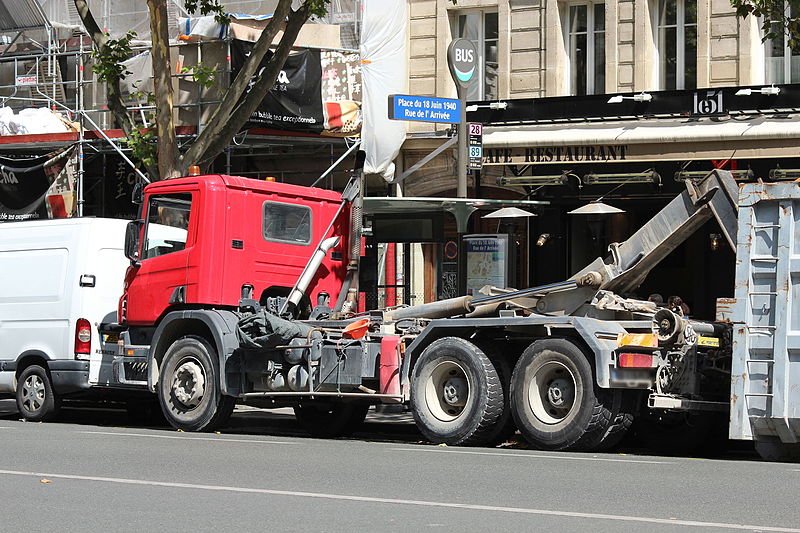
[568,199,625,215]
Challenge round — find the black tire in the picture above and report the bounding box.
[510,338,631,451]
[594,390,638,452]
[474,340,518,445]
[158,335,235,432]
[755,440,800,463]
[293,402,370,438]
[410,337,504,446]
[16,365,61,422]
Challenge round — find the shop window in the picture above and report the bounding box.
[656,0,697,90]
[567,2,605,95]
[454,10,499,100]
[764,3,800,83]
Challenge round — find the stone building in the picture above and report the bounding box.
[398,0,800,317]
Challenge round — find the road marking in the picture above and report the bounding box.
[78,431,289,445]
[389,447,671,464]
[0,469,796,532]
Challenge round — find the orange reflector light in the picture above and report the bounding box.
[264,176,276,182]
[618,353,654,368]
[188,165,200,176]
[617,333,657,348]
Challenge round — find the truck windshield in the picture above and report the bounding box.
[142,194,192,260]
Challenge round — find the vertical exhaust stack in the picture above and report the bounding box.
[335,150,367,314]
[282,237,341,316]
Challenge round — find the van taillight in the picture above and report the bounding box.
[75,318,91,358]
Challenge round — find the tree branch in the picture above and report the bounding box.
[179,0,295,173]
[73,0,158,178]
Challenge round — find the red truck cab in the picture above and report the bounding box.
[120,174,349,325]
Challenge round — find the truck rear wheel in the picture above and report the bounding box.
[158,335,235,432]
[16,365,61,422]
[410,337,504,446]
[293,403,370,438]
[510,338,631,451]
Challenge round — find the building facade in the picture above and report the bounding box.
[399,0,800,317]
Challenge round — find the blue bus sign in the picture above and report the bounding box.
[388,94,461,124]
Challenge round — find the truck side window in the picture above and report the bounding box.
[263,202,312,245]
[142,193,192,260]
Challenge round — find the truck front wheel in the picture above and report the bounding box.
[158,336,235,432]
[410,337,504,446]
[16,365,61,422]
[510,338,631,451]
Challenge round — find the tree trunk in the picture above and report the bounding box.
[147,0,179,179]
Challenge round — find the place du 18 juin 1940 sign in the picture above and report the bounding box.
[388,94,461,124]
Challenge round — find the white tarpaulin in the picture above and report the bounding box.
[359,0,407,182]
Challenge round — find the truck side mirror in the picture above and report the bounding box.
[124,219,143,263]
[131,183,144,205]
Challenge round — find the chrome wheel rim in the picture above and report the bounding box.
[21,374,45,413]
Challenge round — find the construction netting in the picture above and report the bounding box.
[30,0,361,48]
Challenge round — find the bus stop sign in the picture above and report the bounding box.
[447,38,477,88]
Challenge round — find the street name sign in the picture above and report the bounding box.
[388,94,461,124]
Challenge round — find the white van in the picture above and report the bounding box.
[0,217,130,421]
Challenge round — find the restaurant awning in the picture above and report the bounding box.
[481,114,800,165]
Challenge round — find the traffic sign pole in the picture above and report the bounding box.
[457,85,467,198]
[447,38,477,200]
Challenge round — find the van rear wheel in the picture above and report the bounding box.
[16,365,61,422]
[158,336,235,432]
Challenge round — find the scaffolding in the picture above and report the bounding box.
[0,0,363,218]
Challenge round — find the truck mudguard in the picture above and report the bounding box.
[402,315,629,388]
[148,309,243,396]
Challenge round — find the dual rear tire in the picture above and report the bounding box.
[410,336,632,452]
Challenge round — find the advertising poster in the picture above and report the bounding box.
[231,40,324,133]
[0,146,76,221]
[464,234,509,295]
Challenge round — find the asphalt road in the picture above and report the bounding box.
[0,399,797,532]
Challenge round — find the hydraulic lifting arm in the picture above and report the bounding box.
[537,169,739,315]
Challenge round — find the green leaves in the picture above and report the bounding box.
[731,0,800,50]
[123,127,157,169]
[185,0,229,25]
[91,30,136,83]
[181,64,217,89]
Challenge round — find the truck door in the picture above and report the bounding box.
[125,193,194,324]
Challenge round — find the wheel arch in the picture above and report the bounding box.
[148,310,243,396]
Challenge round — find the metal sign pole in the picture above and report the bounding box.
[457,84,467,198]
[447,38,477,199]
